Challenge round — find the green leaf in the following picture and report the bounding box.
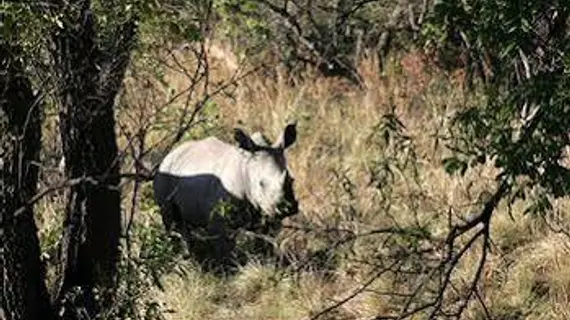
[442,156,468,176]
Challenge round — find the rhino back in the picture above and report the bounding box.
[159,137,229,174]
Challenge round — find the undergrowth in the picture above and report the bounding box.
[35,45,570,319]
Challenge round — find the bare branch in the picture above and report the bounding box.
[310,258,403,320]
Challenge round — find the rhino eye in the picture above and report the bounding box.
[259,180,266,188]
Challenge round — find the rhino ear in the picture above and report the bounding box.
[275,122,297,150]
[234,128,257,151]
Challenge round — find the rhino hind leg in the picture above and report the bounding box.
[158,201,192,258]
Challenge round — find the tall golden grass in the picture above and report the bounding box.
[36,42,570,319]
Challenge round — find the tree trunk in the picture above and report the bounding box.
[48,1,136,317]
[377,0,408,72]
[0,43,54,320]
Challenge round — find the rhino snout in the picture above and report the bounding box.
[275,197,298,219]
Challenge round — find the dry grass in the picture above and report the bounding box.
[36,43,570,319]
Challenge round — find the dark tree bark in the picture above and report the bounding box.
[376,0,408,72]
[0,43,54,320]
[47,0,136,317]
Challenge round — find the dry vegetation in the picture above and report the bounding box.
[36,42,570,319]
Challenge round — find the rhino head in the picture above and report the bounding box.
[234,122,299,222]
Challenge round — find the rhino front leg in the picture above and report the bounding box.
[206,215,239,273]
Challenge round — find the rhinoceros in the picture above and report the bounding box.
[153,123,299,267]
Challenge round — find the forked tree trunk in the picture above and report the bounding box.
[0,43,54,320]
[48,0,135,317]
